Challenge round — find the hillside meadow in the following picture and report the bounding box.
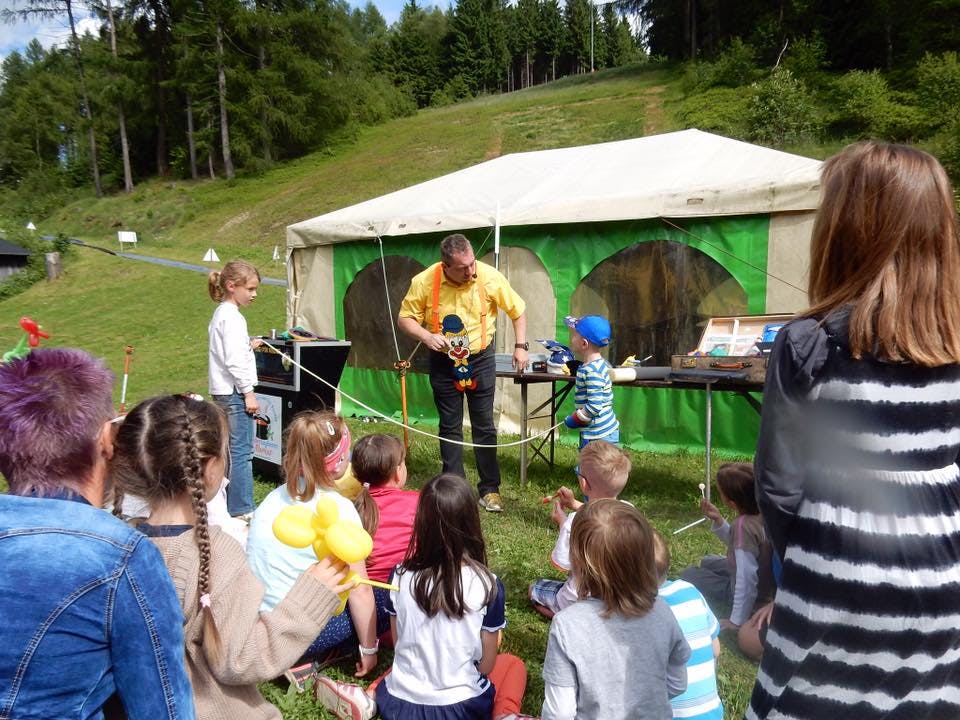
[1,63,803,717]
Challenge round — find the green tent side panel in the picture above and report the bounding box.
[331,216,769,457]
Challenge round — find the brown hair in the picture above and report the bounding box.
[578,440,630,498]
[569,499,658,618]
[283,411,346,501]
[399,473,496,619]
[715,462,758,516]
[351,434,406,535]
[108,394,228,657]
[208,260,261,302]
[804,141,960,366]
[652,529,670,584]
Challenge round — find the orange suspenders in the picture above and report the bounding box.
[430,262,488,350]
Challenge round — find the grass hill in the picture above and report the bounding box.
[0,63,703,397]
[1,62,798,717]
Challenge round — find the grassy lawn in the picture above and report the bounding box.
[0,60,776,718]
[255,418,757,718]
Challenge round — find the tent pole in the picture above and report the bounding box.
[494,202,501,271]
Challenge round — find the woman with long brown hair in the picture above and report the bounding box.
[749,142,960,720]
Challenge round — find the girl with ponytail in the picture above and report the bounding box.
[109,394,351,720]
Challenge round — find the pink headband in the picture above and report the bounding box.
[324,424,351,473]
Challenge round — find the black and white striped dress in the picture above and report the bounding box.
[749,310,960,720]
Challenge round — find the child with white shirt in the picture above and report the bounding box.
[529,440,630,619]
[207,260,262,518]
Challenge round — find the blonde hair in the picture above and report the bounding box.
[569,499,658,618]
[579,440,630,498]
[109,395,228,658]
[208,260,261,302]
[283,411,347,501]
[805,141,960,366]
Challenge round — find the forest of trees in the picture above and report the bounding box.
[1,0,959,202]
[0,0,641,199]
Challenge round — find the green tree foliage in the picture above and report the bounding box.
[537,0,564,82]
[748,67,819,146]
[563,0,591,74]
[831,69,925,141]
[387,1,446,107]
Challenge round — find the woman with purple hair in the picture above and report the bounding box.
[0,347,195,719]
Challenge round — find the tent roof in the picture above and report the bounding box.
[288,129,822,248]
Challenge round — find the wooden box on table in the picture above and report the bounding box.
[670,314,794,384]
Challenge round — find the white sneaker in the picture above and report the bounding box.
[314,673,377,720]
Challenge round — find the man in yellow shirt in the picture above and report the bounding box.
[398,234,528,512]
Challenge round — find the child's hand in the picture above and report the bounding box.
[700,498,724,524]
[720,618,740,632]
[551,500,567,527]
[355,652,377,677]
[749,601,775,630]
[307,557,352,595]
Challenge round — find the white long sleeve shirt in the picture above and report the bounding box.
[208,302,258,395]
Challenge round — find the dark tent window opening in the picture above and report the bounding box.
[344,256,428,372]
[570,240,748,366]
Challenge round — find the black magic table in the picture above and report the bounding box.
[495,368,763,500]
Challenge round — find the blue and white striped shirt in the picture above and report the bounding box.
[574,357,619,441]
[659,579,723,720]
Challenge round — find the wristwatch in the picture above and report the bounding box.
[515,342,529,350]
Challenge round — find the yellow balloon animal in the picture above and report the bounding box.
[272,496,397,613]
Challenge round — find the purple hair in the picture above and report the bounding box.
[0,348,114,496]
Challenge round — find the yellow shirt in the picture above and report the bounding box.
[399,261,526,354]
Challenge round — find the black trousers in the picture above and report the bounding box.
[428,346,501,496]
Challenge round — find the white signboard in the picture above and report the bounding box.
[253,393,282,465]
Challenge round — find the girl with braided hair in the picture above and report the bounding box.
[109,394,352,720]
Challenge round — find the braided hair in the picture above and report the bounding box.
[109,394,228,656]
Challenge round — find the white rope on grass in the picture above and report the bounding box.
[261,339,565,449]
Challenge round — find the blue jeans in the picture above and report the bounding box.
[213,392,255,516]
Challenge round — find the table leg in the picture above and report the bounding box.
[704,383,712,503]
[520,382,529,486]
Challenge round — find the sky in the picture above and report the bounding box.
[0,0,447,61]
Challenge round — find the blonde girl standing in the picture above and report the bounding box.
[110,394,351,720]
[208,259,261,518]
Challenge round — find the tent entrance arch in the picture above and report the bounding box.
[571,240,748,367]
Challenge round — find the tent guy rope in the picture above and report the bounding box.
[261,339,565,449]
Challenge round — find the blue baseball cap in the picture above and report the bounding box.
[564,315,611,347]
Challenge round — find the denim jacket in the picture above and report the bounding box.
[0,493,195,720]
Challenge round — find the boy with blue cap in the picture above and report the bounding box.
[563,314,620,447]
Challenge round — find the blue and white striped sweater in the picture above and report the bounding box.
[574,357,619,440]
[660,579,723,720]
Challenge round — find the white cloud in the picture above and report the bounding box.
[0,6,100,59]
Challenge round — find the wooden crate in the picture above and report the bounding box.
[670,314,793,384]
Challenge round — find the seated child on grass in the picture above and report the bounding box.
[653,530,723,720]
[314,474,530,720]
[680,462,774,631]
[246,412,380,678]
[109,395,352,719]
[529,440,630,619]
[541,500,690,720]
[350,433,419,640]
